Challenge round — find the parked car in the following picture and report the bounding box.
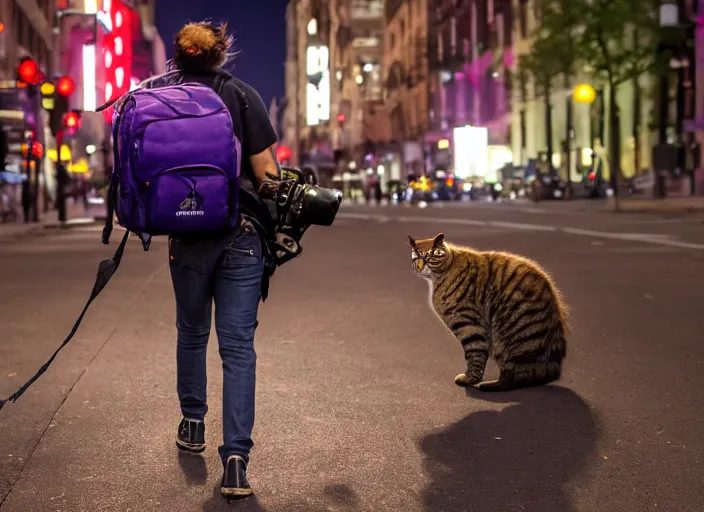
[530,175,571,201]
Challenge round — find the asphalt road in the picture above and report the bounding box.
[1,202,703,512]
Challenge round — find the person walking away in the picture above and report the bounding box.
[148,22,282,499]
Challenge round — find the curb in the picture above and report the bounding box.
[601,201,704,215]
[0,218,99,243]
[0,225,45,243]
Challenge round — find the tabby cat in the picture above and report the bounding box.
[409,233,568,391]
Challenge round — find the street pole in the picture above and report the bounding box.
[565,81,574,198]
[565,24,574,199]
[656,1,681,198]
[22,134,32,223]
[55,129,67,223]
[658,50,669,146]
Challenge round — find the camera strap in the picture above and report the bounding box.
[0,230,130,411]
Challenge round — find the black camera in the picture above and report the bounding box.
[261,166,342,266]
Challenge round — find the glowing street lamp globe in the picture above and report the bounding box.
[573,83,596,104]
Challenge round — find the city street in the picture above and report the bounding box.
[1,203,703,512]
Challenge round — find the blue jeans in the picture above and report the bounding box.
[168,221,264,464]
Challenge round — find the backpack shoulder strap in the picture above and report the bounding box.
[212,71,248,144]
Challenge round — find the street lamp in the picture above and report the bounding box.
[573,83,596,104]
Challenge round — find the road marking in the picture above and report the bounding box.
[561,227,704,250]
[337,213,704,250]
[397,215,487,226]
[489,221,557,232]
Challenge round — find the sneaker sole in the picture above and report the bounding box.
[176,438,206,453]
[221,487,253,498]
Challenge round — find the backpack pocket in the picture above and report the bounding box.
[147,165,230,236]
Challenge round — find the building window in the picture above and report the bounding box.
[450,17,457,55]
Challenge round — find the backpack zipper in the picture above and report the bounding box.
[231,247,255,256]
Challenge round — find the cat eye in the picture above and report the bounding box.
[434,249,444,256]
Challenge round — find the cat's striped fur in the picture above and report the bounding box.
[409,233,568,391]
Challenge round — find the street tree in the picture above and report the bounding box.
[518,33,564,177]
[530,0,590,194]
[580,0,671,206]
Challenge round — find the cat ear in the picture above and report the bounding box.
[432,233,445,247]
[408,235,417,248]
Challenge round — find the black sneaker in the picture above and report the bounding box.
[221,455,252,498]
[176,418,205,453]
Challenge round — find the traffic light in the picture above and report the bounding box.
[63,110,82,131]
[49,94,69,137]
[40,81,56,111]
[56,76,75,97]
[16,57,42,86]
[47,75,77,136]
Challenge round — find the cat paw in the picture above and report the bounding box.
[454,373,476,387]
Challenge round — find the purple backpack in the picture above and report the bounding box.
[101,78,241,250]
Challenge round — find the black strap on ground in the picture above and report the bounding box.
[0,230,131,411]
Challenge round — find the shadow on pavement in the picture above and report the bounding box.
[419,385,597,512]
[178,451,208,486]
[202,491,264,512]
[202,483,359,512]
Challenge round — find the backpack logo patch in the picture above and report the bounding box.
[176,193,205,217]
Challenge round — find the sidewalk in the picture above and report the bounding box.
[0,202,95,242]
[604,196,704,213]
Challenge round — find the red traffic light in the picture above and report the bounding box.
[63,111,80,129]
[17,58,40,86]
[337,113,346,123]
[56,76,76,97]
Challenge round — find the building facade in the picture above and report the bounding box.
[427,0,513,183]
[383,0,429,183]
[284,0,388,195]
[0,0,56,203]
[334,0,387,194]
[59,0,165,180]
[510,0,700,188]
[283,0,336,185]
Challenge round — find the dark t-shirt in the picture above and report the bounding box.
[180,72,278,195]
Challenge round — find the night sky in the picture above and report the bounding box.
[154,0,288,107]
